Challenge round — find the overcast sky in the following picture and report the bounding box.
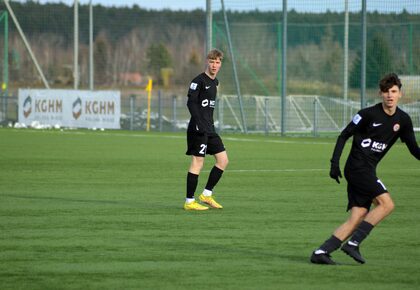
[30,1,420,13]
[116,0,205,10]
[34,0,206,10]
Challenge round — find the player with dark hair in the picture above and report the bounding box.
[184,49,228,211]
[311,73,420,264]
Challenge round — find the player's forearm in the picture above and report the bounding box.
[405,135,420,160]
[331,135,347,165]
[187,101,206,132]
[331,124,354,164]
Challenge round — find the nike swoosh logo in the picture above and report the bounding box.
[373,123,382,127]
[205,86,211,89]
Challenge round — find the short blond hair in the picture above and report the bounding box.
[207,49,223,61]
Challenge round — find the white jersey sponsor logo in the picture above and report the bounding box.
[205,86,211,90]
[361,138,388,152]
[190,82,198,90]
[372,122,382,127]
[202,99,209,107]
[361,138,371,148]
[352,113,362,125]
[371,141,387,152]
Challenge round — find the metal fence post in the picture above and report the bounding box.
[158,90,162,132]
[264,98,269,136]
[0,95,5,122]
[172,95,177,132]
[313,98,318,137]
[220,97,224,133]
[129,94,135,131]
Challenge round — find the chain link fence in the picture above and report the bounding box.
[1,1,420,136]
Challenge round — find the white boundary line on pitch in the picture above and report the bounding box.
[7,129,420,149]
[203,168,326,173]
[210,168,420,173]
[7,129,334,145]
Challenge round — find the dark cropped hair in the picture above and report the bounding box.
[379,73,402,92]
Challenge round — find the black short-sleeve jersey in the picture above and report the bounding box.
[331,103,420,171]
[186,72,219,135]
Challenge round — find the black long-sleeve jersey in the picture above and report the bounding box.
[331,103,420,171]
[187,72,219,135]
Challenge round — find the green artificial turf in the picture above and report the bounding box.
[1,128,419,289]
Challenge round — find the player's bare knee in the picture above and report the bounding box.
[385,200,395,214]
[215,156,228,170]
[191,157,205,172]
[221,157,229,169]
[195,162,204,172]
[378,196,395,214]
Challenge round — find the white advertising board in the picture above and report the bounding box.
[18,89,121,129]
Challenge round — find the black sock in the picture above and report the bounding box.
[205,166,224,191]
[319,235,342,254]
[186,172,198,199]
[348,221,374,246]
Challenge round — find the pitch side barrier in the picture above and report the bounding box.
[18,89,121,129]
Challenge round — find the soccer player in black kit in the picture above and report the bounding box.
[311,73,420,264]
[184,49,228,211]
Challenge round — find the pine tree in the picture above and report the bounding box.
[350,33,393,88]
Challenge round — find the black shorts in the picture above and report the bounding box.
[186,132,226,157]
[344,168,388,211]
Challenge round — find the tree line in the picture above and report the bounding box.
[0,1,419,95]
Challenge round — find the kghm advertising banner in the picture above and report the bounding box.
[18,89,121,129]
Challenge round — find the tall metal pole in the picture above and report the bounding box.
[361,0,367,109]
[281,0,287,136]
[206,0,212,53]
[1,11,8,119]
[343,0,349,126]
[2,12,8,97]
[277,22,282,102]
[89,0,94,90]
[74,0,79,90]
[221,0,247,133]
[409,23,413,75]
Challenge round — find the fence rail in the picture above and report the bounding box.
[1,1,420,137]
[3,93,420,138]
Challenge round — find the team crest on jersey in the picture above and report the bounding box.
[393,123,400,132]
[190,82,198,90]
[352,113,362,125]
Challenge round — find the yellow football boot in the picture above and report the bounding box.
[184,200,209,211]
[199,194,223,209]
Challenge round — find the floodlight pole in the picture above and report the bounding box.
[343,0,349,126]
[74,0,79,90]
[89,0,94,90]
[281,0,287,136]
[360,0,367,109]
[1,11,8,98]
[206,0,212,53]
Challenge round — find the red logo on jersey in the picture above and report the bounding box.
[393,123,400,132]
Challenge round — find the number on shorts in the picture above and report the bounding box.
[199,144,207,155]
[377,179,387,190]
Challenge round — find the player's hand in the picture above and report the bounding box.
[329,163,342,184]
